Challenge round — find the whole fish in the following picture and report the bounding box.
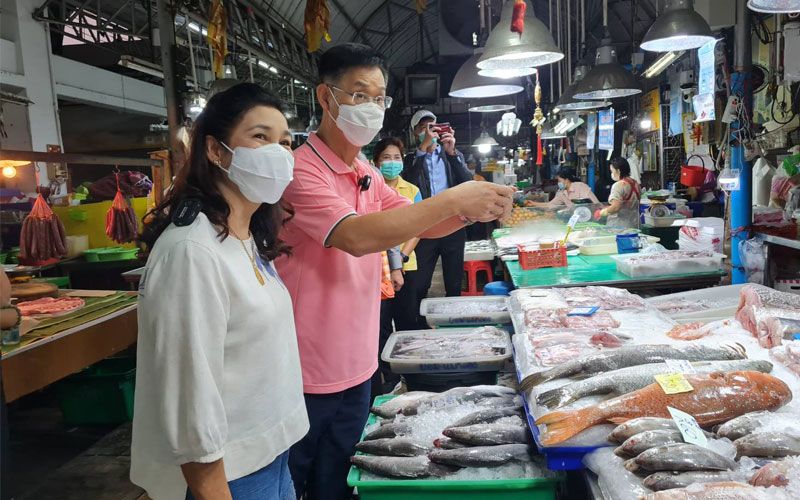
[643,470,742,491]
[433,437,470,449]
[626,443,737,473]
[614,429,684,458]
[519,343,747,390]
[715,410,795,441]
[355,438,429,457]
[350,455,455,479]
[428,444,532,468]
[536,371,791,446]
[442,423,529,446]
[363,422,412,441]
[400,386,517,416]
[537,359,773,409]
[734,431,800,459]
[642,481,766,500]
[449,406,523,428]
[749,456,800,487]
[371,392,434,419]
[609,418,680,443]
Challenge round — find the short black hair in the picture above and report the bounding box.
[318,43,388,84]
[611,157,632,178]
[556,166,580,183]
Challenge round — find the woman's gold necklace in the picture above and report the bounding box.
[236,232,266,286]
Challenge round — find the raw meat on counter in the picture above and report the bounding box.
[523,308,567,329]
[17,296,85,316]
[561,310,620,329]
[736,284,800,337]
[750,456,800,487]
[755,310,800,348]
[666,322,713,341]
[771,340,800,376]
[643,481,771,500]
[535,371,791,446]
[426,300,507,315]
[388,327,508,360]
[558,286,647,310]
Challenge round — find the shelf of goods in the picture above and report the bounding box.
[508,283,800,494]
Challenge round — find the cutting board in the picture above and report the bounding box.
[11,282,58,301]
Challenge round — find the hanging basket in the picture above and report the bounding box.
[680,155,707,188]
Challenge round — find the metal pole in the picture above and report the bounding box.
[557,0,562,97]
[659,104,666,188]
[549,0,554,103]
[730,0,752,284]
[186,22,198,88]
[157,0,181,170]
[567,0,571,85]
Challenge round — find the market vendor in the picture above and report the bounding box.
[276,43,514,500]
[131,83,307,500]
[599,157,642,229]
[528,166,599,208]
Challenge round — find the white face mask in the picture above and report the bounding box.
[330,92,385,147]
[611,170,620,182]
[219,142,294,204]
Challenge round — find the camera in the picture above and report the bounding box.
[682,87,697,103]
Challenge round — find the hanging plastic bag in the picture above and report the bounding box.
[739,236,766,285]
[19,193,67,262]
[106,173,139,244]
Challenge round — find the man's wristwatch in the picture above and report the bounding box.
[401,253,410,263]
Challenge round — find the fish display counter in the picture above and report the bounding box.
[507,284,800,499]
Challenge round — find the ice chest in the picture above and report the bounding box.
[348,395,561,500]
[381,328,512,374]
[610,252,725,278]
[420,296,511,327]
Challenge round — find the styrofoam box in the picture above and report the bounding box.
[646,284,745,322]
[420,296,511,327]
[776,279,800,296]
[610,252,725,278]
[381,328,512,374]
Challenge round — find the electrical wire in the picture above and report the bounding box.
[753,14,774,45]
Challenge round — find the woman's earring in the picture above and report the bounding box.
[214,159,222,167]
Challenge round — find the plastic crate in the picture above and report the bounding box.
[56,356,135,425]
[381,328,512,375]
[348,395,562,500]
[610,252,725,278]
[420,296,511,327]
[517,244,567,270]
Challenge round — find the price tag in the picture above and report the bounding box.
[567,306,600,317]
[667,406,708,448]
[664,359,696,374]
[654,373,694,394]
[567,213,581,228]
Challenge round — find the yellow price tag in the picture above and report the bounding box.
[654,373,694,394]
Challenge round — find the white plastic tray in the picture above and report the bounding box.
[610,252,725,278]
[381,327,512,374]
[646,284,745,322]
[420,296,511,327]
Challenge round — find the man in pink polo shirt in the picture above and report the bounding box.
[276,43,514,500]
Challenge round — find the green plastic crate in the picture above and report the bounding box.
[348,396,561,500]
[57,357,135,425]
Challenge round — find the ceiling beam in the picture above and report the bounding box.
[329,0,374,47]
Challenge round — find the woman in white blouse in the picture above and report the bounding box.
[600,157,642,229]
[131,83,307,500]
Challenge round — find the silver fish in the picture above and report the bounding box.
[400,385,517,416]
[350,455,455,479]
[734,432,800,459]
[627,443,737,473]
[538,359,773,409]
[355,438,429,457]
[428,444,533,468]
[433,437,470,449]
[610,418,680,444]
[363,422,412,441]
[519,343,747,390]
[450,406,523,428]
[442,423,529,446]
[370,392,434,419]
[614,430,684,458]
[715,411,793,441]
[643,470,742,491]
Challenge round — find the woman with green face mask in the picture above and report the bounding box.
[370,137,422,396]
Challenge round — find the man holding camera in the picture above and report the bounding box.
[403,110,474,327]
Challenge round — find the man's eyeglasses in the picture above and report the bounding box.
[328,85,393,109]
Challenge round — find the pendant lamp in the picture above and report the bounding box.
[748,0,800,13]
[555,65,612,112]
[573,36,641,100]
[477,0,564,70]
[450,53,524,98]
[641,0,714,52]
[469,103,517,113]
[472,131,499,154]
[478,67,538,79]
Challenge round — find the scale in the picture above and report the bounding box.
[646,194,674,218]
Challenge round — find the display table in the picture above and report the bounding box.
[505,254,725,292]
[1,293,138,402]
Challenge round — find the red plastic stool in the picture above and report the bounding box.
[462,260,493,296]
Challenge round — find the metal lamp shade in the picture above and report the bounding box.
[748,0,800,12]
[477,0,564,70]
[556,65,612,111]
[573,43,641,100]
[450,54,524,98]
[472,131,499,148]
[469,103,517,113]
[641,0,714,52]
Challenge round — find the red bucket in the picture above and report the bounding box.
[680,155,707,188]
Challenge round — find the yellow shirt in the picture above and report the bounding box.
[392,177,421,272]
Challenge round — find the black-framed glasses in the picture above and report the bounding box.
[328,85,393,109]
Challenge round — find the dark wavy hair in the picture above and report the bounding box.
[372,137,405,164]
[141,83,291,261]
[611,157,632,179]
